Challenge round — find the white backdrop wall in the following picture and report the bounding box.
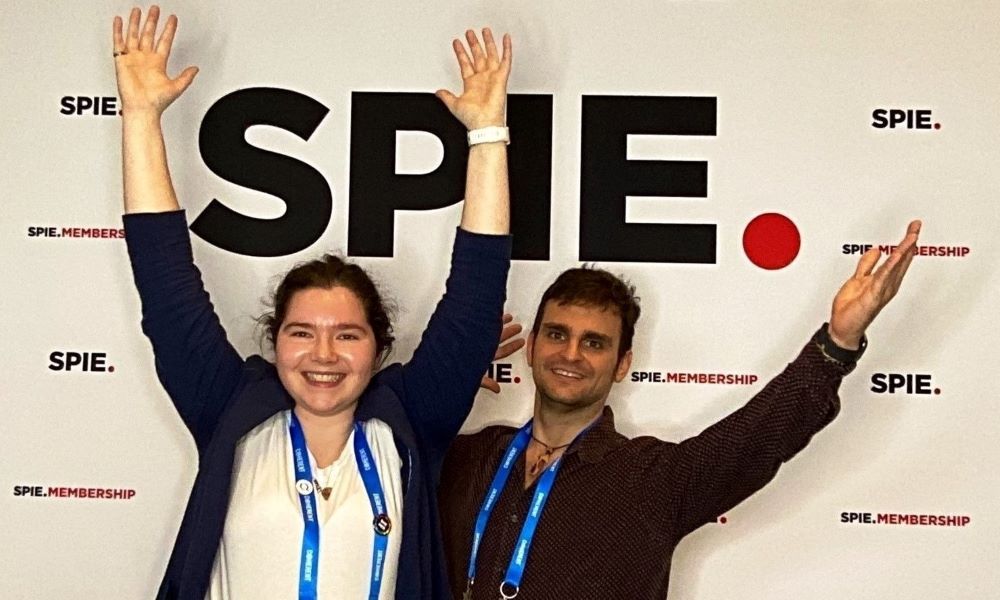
[2,1,998,598]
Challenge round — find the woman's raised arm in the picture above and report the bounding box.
[114,5,198,214]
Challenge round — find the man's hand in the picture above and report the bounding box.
[480,314,526,393]
[436,28,512,130]
[829,220,922,349]
[113,5,198,117]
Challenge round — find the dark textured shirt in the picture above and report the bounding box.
[439,335,852,599]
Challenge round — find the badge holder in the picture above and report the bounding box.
[500,581,519,599]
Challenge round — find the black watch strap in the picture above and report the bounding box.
[814,323,867,365]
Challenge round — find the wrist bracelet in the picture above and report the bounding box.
[814,322,867,365]
[467,126,510,146]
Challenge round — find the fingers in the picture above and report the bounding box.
[155,14,178,55]
[886,244,917,295]
[139,5,160,51]
[465,29,487,71]
[126,7,141,50]
[500,33,512,71]
[450,28,511,83]
[884,221,921,293]
[450,38,475,79]
[494,338,526,361]
[113,16,125,53]
[480,376,501,394]
[119,6,177,57]
[495,313,525,360]
[459,29,510,72]
[498,319,523,343]
[894,219,921,256]
[482,28,499,65]
[873,219,922,286]
[854,247,881,279]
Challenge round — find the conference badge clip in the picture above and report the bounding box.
[373,513,392,536]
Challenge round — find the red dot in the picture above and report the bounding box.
[934,388,940,395]
[743,213,801,270]
[718,516,728,524]
[934,123,941,130]
[108,366,115,373]
[513,377,521,384]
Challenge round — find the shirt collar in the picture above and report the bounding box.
[566,405,626,464]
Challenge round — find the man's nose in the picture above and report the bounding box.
[559,339,582,362]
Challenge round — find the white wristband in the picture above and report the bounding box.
[467,126,510,146]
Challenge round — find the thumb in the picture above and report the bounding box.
[480,376,500,394]
[435,89,458,112]
[174,66,199,95]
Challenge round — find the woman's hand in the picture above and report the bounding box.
[436,28,512,130]
[113,5,198,118]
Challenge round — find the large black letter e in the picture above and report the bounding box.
[580,96,717,263]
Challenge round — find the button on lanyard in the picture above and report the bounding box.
[289,412,392,600]
[465,420,594,600]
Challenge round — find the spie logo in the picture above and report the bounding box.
[60,95,121,116]
[48,351,116,373]
[871,108,941,130]
[486,363,521,384]
[870,373,941,395]
[194,89,803,270]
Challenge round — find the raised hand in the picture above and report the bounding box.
[480,314,526,393]
[113,5,198,116]
[828,220,922,349]
[436,28,512,130]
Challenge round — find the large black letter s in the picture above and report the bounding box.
[193,88,331,257]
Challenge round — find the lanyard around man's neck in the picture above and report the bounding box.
[464,417,597,600]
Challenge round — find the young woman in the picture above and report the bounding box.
[113,6,513,599]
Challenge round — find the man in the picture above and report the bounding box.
[439,221,921,599]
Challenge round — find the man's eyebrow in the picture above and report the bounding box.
[541,323,613,344]
[582,331,613,344]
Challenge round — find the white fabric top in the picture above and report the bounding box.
[206,412,403,600]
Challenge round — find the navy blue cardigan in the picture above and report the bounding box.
[124,211,510,599]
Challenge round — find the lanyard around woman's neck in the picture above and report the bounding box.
[288,411,391,600]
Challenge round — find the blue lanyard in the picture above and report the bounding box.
[288,412,392,600]
[465,419,593,599]
[354,421,392,600]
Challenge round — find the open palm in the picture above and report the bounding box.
[113,5,198,115]
[829,220,921,348]
[436,28,512,130]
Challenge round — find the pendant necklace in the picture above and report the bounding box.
[528,435,572,477]
[314,464,334,500]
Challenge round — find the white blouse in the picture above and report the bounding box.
[206,412,403,599]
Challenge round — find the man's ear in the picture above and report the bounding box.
[614,349,633,382]
[526,331,536,366]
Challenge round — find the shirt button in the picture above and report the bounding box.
[509,513,519,523]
